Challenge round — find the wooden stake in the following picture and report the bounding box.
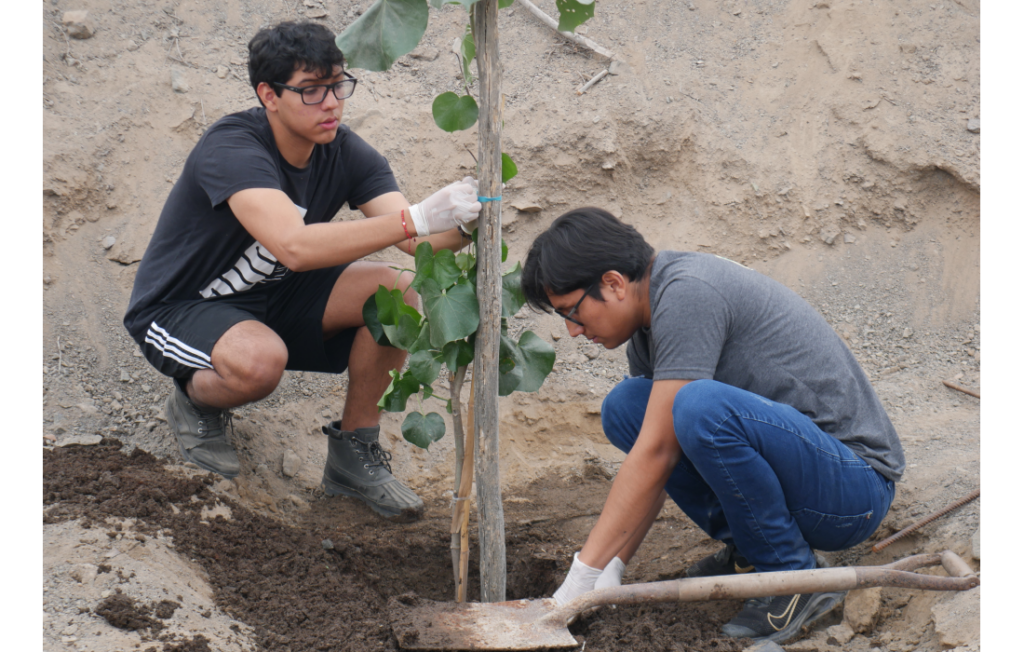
[452,371,476,602]
[449,366,468,595]
[473,0,507,604]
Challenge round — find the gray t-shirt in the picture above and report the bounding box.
[627,251,904,482]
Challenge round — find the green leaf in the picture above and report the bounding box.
[379,370,422,412]
[501,261,526,318]
[442,339,475,374]
[555,0,595,33]
[432,92,479,132]
[498,333,525,396]
[501,152,518,183]
[498,0,515,7]
[382,312,422,350]
[375,285,399,325]
[502,238,508,263]
[407,322,433,354]
[431,249,463,288]
[402,411,446,449]
[408,349,442,385]
[460,28,476,85]
[422,278,480,348]
[455,252,474,271]
[336,0,429,72]
[514,330,556,392]
[422,384,435,400]
[411,241,435,292]
[362,292,392,346]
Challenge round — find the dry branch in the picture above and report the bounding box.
[516,0,615,61]
[577,68,609,94]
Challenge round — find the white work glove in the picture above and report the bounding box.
[552,552,603,606]
[458,177,480,235]
[409,178,481,237]
[594,556,626,590]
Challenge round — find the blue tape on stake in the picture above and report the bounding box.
[478,196,502,202]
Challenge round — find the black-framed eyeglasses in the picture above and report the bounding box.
[555,282,597,327]
[273,72,358,105]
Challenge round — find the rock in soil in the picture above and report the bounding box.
[62,10,95,39]
[844,587,882,634]
[931,588,981,648]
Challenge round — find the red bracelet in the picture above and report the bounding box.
[401,209,416,254]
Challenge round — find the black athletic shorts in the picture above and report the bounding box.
[130,265,358,382]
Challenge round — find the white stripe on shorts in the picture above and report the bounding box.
[145,321,214,370]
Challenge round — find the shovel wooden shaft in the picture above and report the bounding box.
[547,551,978,626]
[389,551,979,651]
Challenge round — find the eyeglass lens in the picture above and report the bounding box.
[301,79,356,104]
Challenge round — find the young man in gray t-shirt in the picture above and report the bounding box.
[522,207,903,644]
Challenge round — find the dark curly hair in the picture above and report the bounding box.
[247,21,345,105]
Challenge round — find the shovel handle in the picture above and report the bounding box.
[550,551,979,624]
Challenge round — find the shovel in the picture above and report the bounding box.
[388,550,979,650]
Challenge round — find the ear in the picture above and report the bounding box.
[602,270,629,300]
[257,82,280,113]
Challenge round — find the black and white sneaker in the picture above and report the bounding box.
[685,543,754,578]
[721,590,846,643]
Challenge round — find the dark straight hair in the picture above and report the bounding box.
[522,207,654,312]
[248,21,345,104]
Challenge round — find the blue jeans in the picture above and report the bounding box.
[602,378,895,572]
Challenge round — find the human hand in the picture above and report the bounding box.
[552,552,603,606]
[409,179,481,236]
[593,556,626,590]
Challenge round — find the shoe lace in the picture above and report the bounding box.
[193,404,233,440]
[353,438,393,473]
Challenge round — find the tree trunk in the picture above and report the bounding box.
[471,0,506,604]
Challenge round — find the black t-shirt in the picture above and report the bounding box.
[124,107,399,335]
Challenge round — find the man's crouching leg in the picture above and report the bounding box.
[172,320,289,479]
[319,262,424,522]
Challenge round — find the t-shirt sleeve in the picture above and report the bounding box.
[627,333,654,378]
[193,121,283,208]
[338,129,401,210]
[650,278,731,381]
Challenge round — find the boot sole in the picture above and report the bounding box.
[322,474,423,523]
[166,393,240,480]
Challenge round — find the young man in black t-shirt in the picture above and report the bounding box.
[124,22,480,521]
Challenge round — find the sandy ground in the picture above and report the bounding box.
[35,0,988,650]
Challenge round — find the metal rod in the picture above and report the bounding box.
[872,488,980,552]
[942,380,980,399]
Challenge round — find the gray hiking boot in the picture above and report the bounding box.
[165,384,240,479]
[321,421,424,522]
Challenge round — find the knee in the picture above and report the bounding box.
[231,342,287,397]
[601,377,651,452]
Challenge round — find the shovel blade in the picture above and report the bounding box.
[388,595,578,650]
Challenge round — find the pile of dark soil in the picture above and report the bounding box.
[44,440,747,652]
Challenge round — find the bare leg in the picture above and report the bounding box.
[187,320,288,410]
[320,261,418,430]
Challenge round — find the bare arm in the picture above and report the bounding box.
[226,188,467,272]
[578,379,690,569]
[357,192,468,256]
[227,188,409,272]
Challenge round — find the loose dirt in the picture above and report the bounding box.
[42,0,980,650]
